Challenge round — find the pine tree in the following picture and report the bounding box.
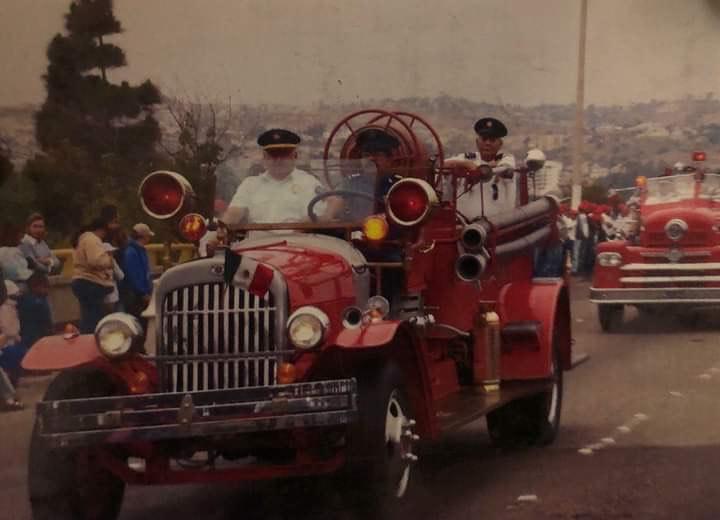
[27,0,164,236]
[35,0,161,160]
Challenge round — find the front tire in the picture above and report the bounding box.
[598,304,624,332]
[487,339,563,447]
[28,369,125,520]
[346,363,418,509]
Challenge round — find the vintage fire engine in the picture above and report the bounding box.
[591,152,720,332]
[23,110,572,518]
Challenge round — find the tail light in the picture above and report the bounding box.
[139,171,195,219]
[692,151,706,162]
[386,178,438,227]
[178,213,207,242]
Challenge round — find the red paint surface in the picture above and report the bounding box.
[22,334,102,371]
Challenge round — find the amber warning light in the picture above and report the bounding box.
[178,213,207,242]
[692,151,707,162]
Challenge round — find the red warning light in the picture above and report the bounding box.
[692,151,707,162]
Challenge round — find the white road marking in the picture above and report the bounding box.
[710,367,720,374]
[601,437,616,445]
[634,413,649,421]
[617,425,632,433]
[669,391,684,397]
[698,373,712,380]
[578,448,594,455]
[517,495,539,503]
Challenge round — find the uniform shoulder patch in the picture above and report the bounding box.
[464,152,477,159]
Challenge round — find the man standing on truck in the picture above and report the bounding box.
[444,117,517,220]
[223,129,324,225]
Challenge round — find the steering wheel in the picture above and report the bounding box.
[307,190,378,222]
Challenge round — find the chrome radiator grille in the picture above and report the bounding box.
[158,282,286,393]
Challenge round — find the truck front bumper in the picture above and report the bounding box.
[590,287,720,304]
[36,379,357,449]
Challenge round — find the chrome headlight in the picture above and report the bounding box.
[287,307,329,350]
[95,313,143,359]
[665,219,688,241]
[597,252,623,267]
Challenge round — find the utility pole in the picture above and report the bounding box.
[571,0,588,209]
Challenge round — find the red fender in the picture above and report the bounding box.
[497,279,572,379]
[333,321,401,349]
[22,334,104,371]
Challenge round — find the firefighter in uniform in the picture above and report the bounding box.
[444,117,517,220]
[224,129,324,225]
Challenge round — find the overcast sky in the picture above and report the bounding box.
[1,0,720,108]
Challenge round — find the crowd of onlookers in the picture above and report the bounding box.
[0,206,155,411]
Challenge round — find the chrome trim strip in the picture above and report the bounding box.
[621,262,720,271]
[590,287,720,304]
[620,276,720,283]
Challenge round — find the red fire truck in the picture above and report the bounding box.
[591,153,720,332]
[23,110,572,518]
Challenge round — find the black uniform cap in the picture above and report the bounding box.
[355,129,401,154]
[473,117,508,138]
[257,128,301,149]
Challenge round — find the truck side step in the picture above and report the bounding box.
[434,381,551,432]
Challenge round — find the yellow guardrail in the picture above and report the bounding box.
[52,243,197,281]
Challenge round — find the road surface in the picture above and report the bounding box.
[2,279,719,519]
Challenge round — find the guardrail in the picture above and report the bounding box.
[48,243,196,325]
[52,243,196,280]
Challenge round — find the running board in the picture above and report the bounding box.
[435,381,552,432]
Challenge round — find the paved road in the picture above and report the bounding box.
[2,279,720,519]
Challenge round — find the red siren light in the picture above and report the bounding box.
[139,171,194,219]
[178,213,207,242]
[692,151,707,162]
[385,178,438,227]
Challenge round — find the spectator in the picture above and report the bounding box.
[20,213,61,275]
[71,218,114,333]
[0,280,24,411]
[120,223,154,321]
[0,223,33,291]
[100,204,122,246]
[18,272,53,350]
[102,242,125,313]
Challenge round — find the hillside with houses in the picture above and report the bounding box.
[2,95,720,196]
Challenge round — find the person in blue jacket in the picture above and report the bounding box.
[120,223,154,322]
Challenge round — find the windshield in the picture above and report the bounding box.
[644,174,695,205]
[699,173,720,201]
[216,158,386,226]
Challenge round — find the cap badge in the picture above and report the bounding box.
[486,121,493,128]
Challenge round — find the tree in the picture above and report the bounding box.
[27,0,163,237]
[162,97,240,214]
[0,135,13,186]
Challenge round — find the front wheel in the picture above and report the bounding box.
[487,341,563,447]
[346,363,419,510]
[28,369,125,520]
[598,304,624,332]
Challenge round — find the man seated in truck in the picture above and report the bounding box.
[323,128,403,221]
[223,129,324,225]
[443,117,517,220]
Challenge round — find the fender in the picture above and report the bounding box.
[333,320,402,349]
[333,321,437,440]
[497,278,572,379]
[22,334,103,372]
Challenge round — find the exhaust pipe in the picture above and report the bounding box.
[460,223,488,253]
[455,249,490,282]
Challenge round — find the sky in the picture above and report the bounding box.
[1,0,720,108]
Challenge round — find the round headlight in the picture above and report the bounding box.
[597,252,623,267]
[665,219,688,241]
[287,307,329,350]
[95,313,143,358]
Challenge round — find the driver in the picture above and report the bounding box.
[323,129,402,220]
[223,129,324,225]
[443,117,516,219]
